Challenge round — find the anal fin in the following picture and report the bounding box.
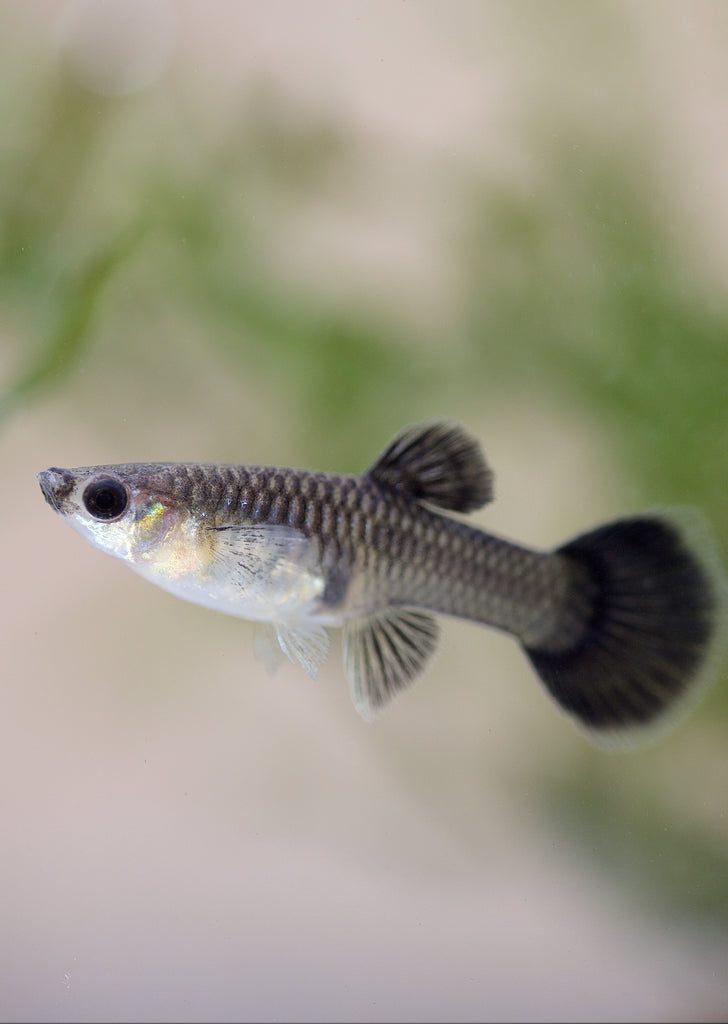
[344,609,439,719]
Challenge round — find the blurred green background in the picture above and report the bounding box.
[3,2,728,1021]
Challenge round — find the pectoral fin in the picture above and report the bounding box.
[207,523,325,625]
[343,609,439,718]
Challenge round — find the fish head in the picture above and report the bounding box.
[37,465,202,574]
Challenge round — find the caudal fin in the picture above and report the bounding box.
[523,512,727,747]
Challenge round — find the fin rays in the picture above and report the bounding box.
[367,421,492,512]
[344,609,440,718]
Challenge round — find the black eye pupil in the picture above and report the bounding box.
[83,478,128,520]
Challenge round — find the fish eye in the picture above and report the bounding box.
[83,477,129,521]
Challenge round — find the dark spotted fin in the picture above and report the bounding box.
[366,421,493,513]
[344,609,440,718]
[523,511,728,748]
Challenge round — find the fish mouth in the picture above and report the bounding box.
[38,468,76,513]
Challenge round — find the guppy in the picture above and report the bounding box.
[38,421,727,744]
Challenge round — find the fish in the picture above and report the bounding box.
[38,421,727,745]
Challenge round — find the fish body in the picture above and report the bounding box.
[38,422,727,744]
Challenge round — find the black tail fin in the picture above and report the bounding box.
[523,512,727,748]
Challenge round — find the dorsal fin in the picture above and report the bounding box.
[365,421,493,512]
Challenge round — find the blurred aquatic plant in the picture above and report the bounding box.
[0,63,425,459]
[0,217,148,424]
[550,757,728,925]
[457,139,728,522]
[0,71,151,423]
